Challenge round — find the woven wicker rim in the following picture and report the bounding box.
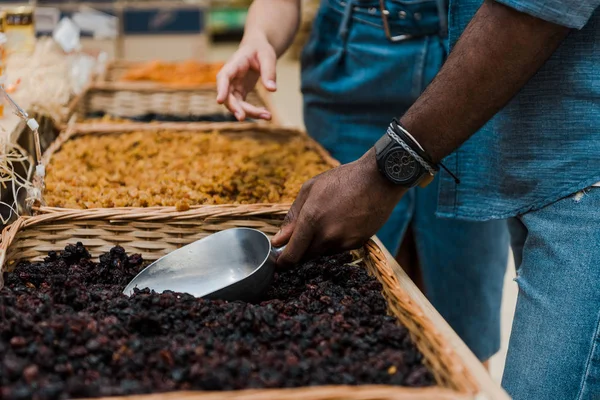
[0,206,479,399]
[98,60,221,86]
[63,80,281,126]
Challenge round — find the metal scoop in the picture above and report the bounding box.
[123,228,284,301]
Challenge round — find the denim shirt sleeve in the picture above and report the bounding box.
[495,0,600,29]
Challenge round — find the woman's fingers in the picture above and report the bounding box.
[225,92,246,121]
[216,64,236,104]
[216,53,250,104]
[256,48,277,91]
[241,101,271,120]
[216,45,276,120]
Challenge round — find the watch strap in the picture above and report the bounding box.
[374,132,393,156]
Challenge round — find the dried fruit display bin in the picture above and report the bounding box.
[0,205,507,399]
[98,60,223,86]
[65,81,280,125]
[36,122,334,211]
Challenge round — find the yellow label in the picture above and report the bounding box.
[5,7,34,26]
[5,8,34,54]
[5,26,35,54]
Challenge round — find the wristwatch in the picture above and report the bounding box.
[374,121,436,188]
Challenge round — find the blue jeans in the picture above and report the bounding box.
[301,0,508,360]
[506,188,600,399]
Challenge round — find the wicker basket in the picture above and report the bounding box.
[36,121,335,212]
[65,82,280,126]
[0,205,479,399]
[97,60,221,85]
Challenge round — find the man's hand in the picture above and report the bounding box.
[272,149,406,266]
[271,0,571,267]
[216,32,277,121]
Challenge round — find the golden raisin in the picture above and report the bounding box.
[45,130,331,208]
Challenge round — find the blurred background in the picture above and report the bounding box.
[0,0,319,125]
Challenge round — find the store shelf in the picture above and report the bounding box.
[208,7,246,35]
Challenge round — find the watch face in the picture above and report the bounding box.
[384,148,419,184]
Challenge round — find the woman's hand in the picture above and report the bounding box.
[216,33,277,121]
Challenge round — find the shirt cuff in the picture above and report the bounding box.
[494,0,599,29]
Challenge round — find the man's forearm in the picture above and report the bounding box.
[401,0,570,163]
[242,0,301,57]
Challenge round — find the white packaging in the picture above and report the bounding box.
[72,7,118,40]
[53,17,81,53]
[70,53,96,95]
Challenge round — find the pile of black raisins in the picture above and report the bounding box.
[0,243,434,399]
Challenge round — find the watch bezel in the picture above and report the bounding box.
[375,135,427,187]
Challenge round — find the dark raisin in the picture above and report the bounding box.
[0,244,434,399]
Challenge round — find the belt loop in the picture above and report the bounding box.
[435,0,448,38]
[338,0,354,39]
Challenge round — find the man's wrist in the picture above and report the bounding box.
[398,115,443,164]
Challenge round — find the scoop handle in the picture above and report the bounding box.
[271,245,286,259]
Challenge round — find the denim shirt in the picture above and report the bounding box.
[437,0,600,221]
